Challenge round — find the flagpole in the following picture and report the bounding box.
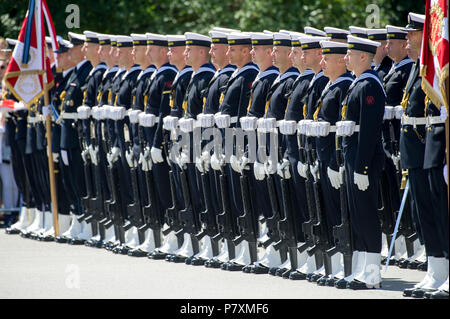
[44,82,60,237]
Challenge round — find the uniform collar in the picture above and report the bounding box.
[254,65,279,82]
[299,69,315,78]
[174,65,194,83]
[121,64,141,81]
[63,66,75,78]
[192,63,216,78]
[230,62,259,80]
[137,64,157,81]
[76,59,89,71]
[353,69,386,96]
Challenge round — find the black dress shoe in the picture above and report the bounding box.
[335,278,349,289]
[305,273,315,281]
[281,269,293,279]
[289,271,307,280]
[221,262,230,270]
[39,235,55,242]
[417,262,428,271]
[310,274,323,282]
[55,236,69,243]
[185,257,194,265]
[276,268,288,277]
[395,258,406,267]
[69,238,86,245]
[269,267,279,276]
[148,250,168,260]
[407,260,420,270]
[242,265,253,273]
[325,277,336,287]
[428,290,449,299]
[20,231,31,238]
[171,255,187,263]
[317,276,328,286]
[251,264,269,274]
[190,257,206,266]
[165,254,174,261]
[412,288,437,298]
[403,287,416,297]
[398,259,409,268]
[227,263,245,271]
[347,279,381,290]
[5,228,21,235]
[381,257,396,265]
[128,248,149,257]
[206,259,222,268]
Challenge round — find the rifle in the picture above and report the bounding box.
[326,135,353,277]
[233,168,258,264]
[297,134,318,255]
[305,143,330,277]
[212,162,238,261]
[162,132,185,248]
[197,166,221,257]
[138,126,162,248]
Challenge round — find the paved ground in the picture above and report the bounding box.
[0,231,425,299]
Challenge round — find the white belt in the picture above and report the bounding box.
[60,112,79,120]
[27,116,41,124]
[230,116,238,124]
[426,116,446,126]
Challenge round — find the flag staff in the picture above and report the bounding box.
[43,80,60,237]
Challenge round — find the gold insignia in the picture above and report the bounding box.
[313,102,322,121]
[303,103,307,119]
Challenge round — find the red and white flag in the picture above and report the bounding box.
[3,0,58,109]
[420,0,449,109]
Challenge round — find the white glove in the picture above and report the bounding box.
[52,153,59,163]
[210,153,222,171]
[125,150,136,168]
[440,106,448,122]
[42,105,52,117]
[61,150,69,166]
[265,159,277,175]
[297,161,307,179]
[151,147,164,163]
[444,165,448,185]
[81,148,90,163]
[107,146,121,165]
[327,167,341,190]
[230,155,241,173]
[139,147,152,171]
[89,144,98,166]
[310,161,320,180]
[277,159,291,179]
[177,152,189,169]
[254,161,266,180]
[354,172,369,191]
[239,156,250,172]
[201,151,211,172]
[391,153,400,171]
[14,101,27,111]
[195,156,204,173]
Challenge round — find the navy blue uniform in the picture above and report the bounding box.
[144,63,178,218]
[314,73,353,241]
[60,60,93,213]
[400,60,447,258]
[342,70,385,253]
[283,69,315,241]
[218,62,259,220]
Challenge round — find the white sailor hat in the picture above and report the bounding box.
[300,36,330,50]
[320,40,348,54]
[131,33,147,46]
[289,32,307,47]
[83,31,99,43]
[386,25,407,40]
[209,30,228,44]
[349,26,369,38]
[403,13,426,31]
[45,36,52,46]
[110,35,118,47]
[324,27,350,40]
[263,30,274,35]
[97,33,111,45]
[54,37,73,53]
[2,38,18,51]
[185,32,211,47]
[212,27,241,34]
[68,32,85,46]
[347,35,380,54]
[167,35,186,47]
[116,35,133,48]
[146,33,168,46]
[251,32,274,46]
[273,32,292,46]
[227,32,252,45]
[304,27,327,37]
[366,29,388,41]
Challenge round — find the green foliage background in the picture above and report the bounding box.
[1,0,425,39]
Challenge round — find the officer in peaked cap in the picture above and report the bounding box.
[399,12,449,299]
[335,35,385,290]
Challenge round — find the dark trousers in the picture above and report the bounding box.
[319,161,341,244]
[345,163,382,253]
[409,168,444,257]
[427,167,449,259]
